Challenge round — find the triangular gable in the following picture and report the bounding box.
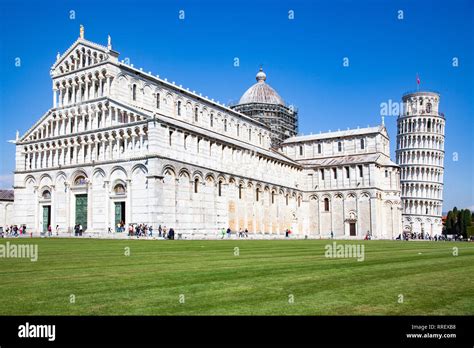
[50,38,112,76]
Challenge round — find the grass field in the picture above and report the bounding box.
[0,238,473,315]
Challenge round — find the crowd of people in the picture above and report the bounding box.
[122,224,176,239]
[397,231,449,241]
[2,223,466,241]
[0,225,27,238]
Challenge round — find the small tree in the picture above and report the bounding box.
[461,209,472,238]
[445,210,454,235]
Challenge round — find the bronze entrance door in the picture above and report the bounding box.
[75,194,88,230]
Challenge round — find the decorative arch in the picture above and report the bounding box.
[131,163,148,176]
[24,175,36,186]
[192,170,204,181]
[178,167,191,179]
[162,165,176,177]
[109,166,128,181]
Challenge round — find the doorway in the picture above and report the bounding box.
[115,202,125,229]
[42,205,51,233]
[75,194,88,230]
[349,222,356,236]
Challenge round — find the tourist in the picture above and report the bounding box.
[158,225,162,237]
[56,224,59,236]
[169,228,175,240]
[47,225,52,237]
[221,228,226,239]
[149,225,153,237]
[226,227,231,239]
[245,228,249,238]
[79,224,83,236]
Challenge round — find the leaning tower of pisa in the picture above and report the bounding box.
[396,91,445,237]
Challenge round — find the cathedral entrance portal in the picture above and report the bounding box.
[42,205,51,233]
[349,222,356,236]
[75,194,88,230]
[114,202,125,228]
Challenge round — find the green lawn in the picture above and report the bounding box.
[0,238,473,315]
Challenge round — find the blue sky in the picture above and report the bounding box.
[0,0,473,211]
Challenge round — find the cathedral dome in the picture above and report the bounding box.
[238,68,285,106]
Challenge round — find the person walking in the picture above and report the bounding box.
[56,225,59,236]
[79,224,83,236]
[158,225,162,237]
[226,227,231,239]
[47,225,52,237]
[221,228,226,239]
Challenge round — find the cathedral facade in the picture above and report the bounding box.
[12,29,403,239]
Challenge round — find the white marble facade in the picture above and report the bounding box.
[13,30,402,239]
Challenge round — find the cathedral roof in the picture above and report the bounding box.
[238,68,285,106]
[0,190,14,201]
[282,126,387,144]
[298,153,398,168]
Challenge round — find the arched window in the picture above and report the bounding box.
[237,124,240,136]
[132,84,137,101]
[338,141,342,152]
[210,114,214,127]
[324,198,330,211]
[114,183,126,195]
[74,175,87,185]
[248,129,252,141]
[360,138,365,149]
[426,103,432,113]
[156,93,160,108]
[42,190,51,200]
[271,191,275,204]
[255,188,259,202]
[224,119,227,132]
[238,184,242,199]
[299,145,303,156]
[318,143,322,154]
[195,107,199,122]
[194,178,199,193]
[218,180,222,197]
[177,101,182,116]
